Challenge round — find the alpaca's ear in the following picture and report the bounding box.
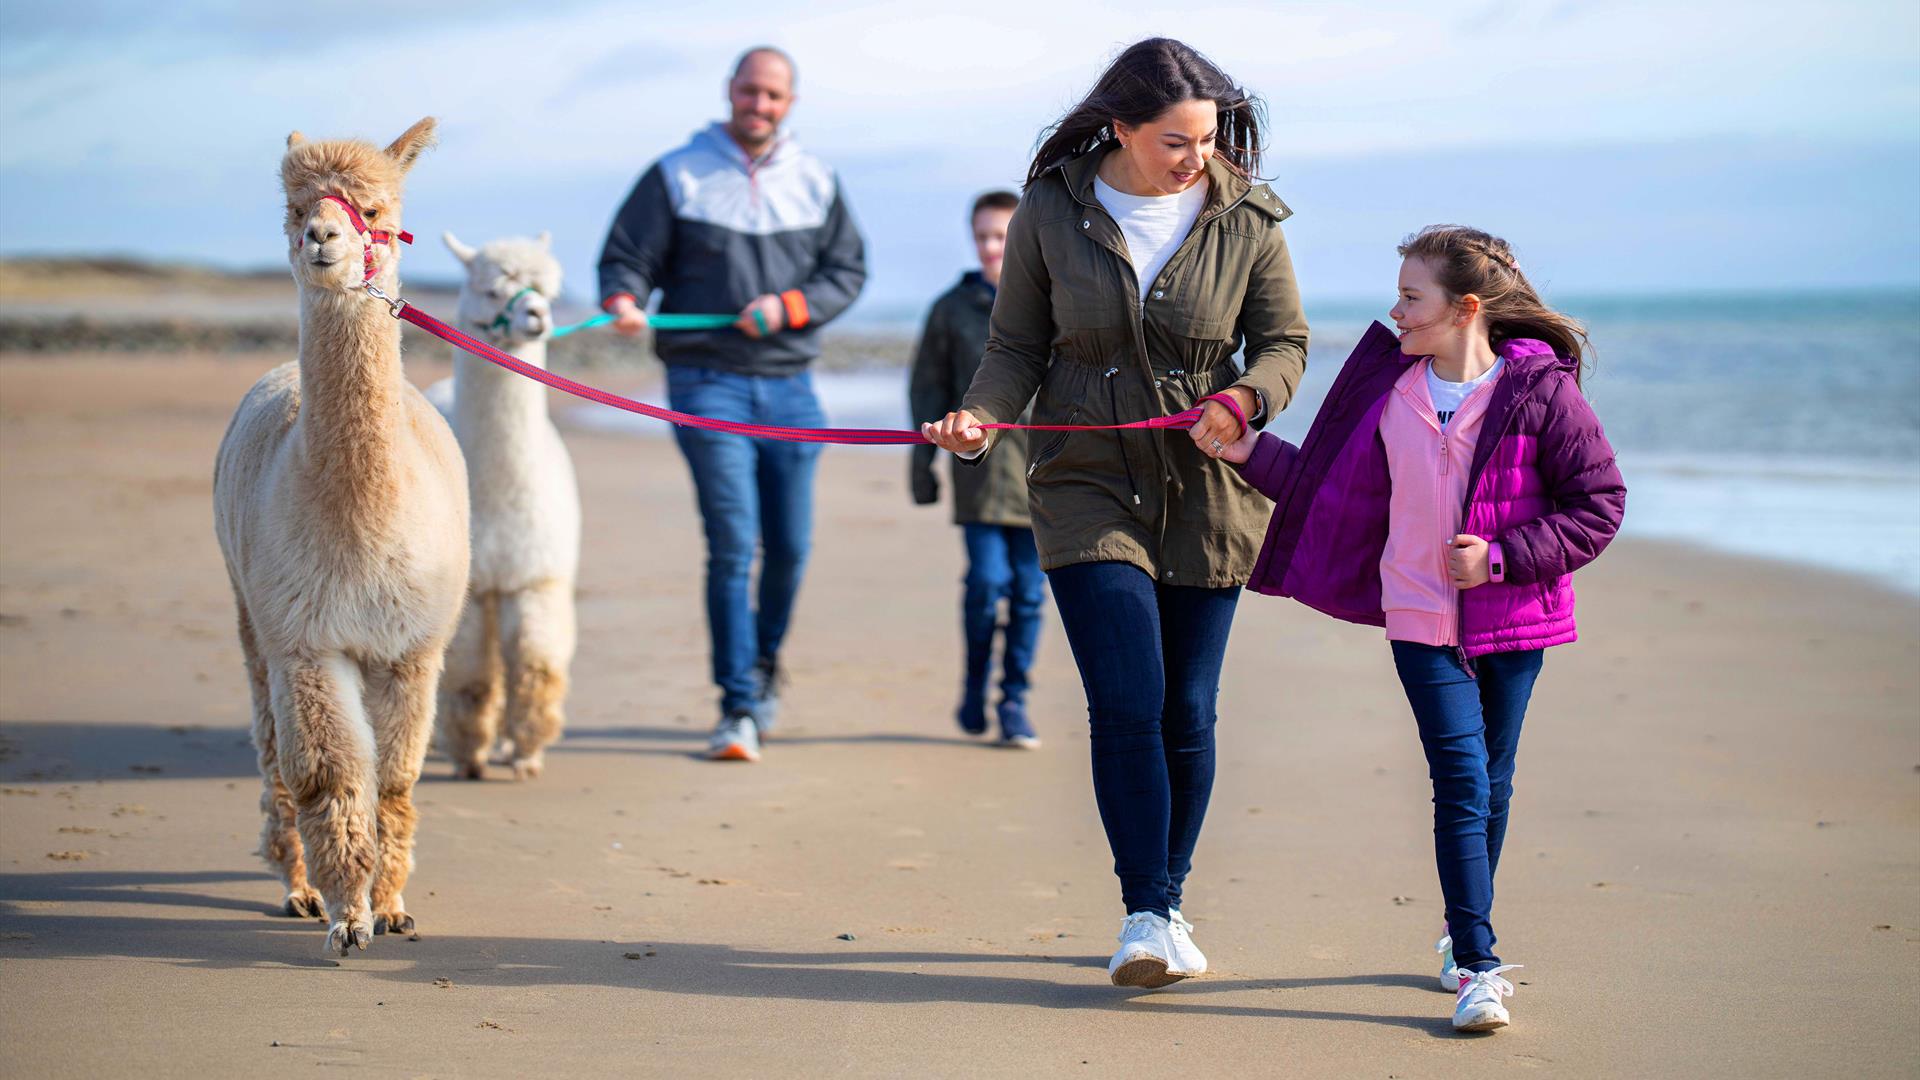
[384,117,438,172]
[443,232,477,265]
[286,131,306,148]
[537,230,551,250]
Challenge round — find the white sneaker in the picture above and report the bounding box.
[706,712,761,762]
[1107,911,1183,988]
[1450,964,1520,1032]
[1166,908,1208,976]
[1437,933,1462,991]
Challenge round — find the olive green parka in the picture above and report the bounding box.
[961,146,1310,587]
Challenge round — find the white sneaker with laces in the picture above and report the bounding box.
[1450,964,1521,1031]
[1166,908,1208,976]
[1437,932,1462,991]
[1107,911,1183,988]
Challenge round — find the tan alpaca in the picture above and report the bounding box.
[213,118,470,956]
[432,232,581,781]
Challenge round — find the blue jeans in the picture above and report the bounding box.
[960,524,1045,712]
[665,365,825,716]
[1048,561,1240,917]
[1391,642,1545,971]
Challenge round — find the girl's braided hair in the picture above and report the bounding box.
[1399,225,1590,385]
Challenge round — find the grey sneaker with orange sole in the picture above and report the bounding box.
[706,711,761,762]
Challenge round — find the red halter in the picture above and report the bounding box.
[314,194,413,282]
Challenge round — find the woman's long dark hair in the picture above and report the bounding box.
[1027,38,1264,187]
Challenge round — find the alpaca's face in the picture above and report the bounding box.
[280,118,435,295]
[447,233,562,344]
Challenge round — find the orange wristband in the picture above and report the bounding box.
[780,290,810,330]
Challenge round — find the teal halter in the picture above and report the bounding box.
[487,285,538,334]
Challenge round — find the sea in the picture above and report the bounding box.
[566,290,1920,596]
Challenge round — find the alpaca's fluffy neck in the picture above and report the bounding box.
[453,337,550,432]
[297,282,408,524]
[452,337,551,508]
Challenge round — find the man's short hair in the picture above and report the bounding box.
[971,190,1019,220]
[732,46,797,86]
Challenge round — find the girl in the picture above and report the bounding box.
[923,38,1309,988]
[1220,226,1626,1030]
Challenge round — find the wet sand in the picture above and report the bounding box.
[1,354,1916,1077]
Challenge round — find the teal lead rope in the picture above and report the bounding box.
[548,312,740,339]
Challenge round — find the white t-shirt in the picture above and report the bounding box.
[1427,358,1504,429]
[1093,174,1209,303]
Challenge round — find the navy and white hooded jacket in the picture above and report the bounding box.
[597,123,867,376]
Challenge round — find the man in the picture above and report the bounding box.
[908,190,1043,749]
[599,46,867,763]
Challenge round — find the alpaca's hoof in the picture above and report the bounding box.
[373,911,416,936]
[325,917,374,957]
[283,887,325,919]
[510,754,544,781]
[453,760,486,781]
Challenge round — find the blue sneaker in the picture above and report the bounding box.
[956,680,989,736]
[996,698,1040,749]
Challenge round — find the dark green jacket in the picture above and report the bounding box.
[961,147,1310,587]
[908,272,1031,527]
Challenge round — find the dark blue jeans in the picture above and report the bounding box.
[960,524,1045,711]
[1391,642,1545,971]
[665,365,825,716]
[1048,560,1240,917]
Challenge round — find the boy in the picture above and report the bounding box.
[908,191,1043,748]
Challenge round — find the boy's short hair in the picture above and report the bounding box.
[971,190,1019,220]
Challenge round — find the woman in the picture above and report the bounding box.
[923,37,1309,988]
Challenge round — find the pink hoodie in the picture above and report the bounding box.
[1239,325,1627,660]
[1379,359,1502,647]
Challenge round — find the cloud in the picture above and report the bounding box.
[1,0,1916,300]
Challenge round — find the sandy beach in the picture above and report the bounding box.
[1,353,1916,1078]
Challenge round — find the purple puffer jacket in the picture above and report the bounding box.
[1238,321,1626,659]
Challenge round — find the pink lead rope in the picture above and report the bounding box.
[398,302,1212,445]
[326,192,1224,447]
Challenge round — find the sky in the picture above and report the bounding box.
[2,0,1917,322]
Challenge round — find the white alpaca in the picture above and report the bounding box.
[214,119,469,956]
[433,231,582,780]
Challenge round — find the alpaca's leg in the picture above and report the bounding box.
[365,646,440,936]
[241,606,323,917]
[500,579,576,780]
[437,591,502,780]
[270,655,378,956]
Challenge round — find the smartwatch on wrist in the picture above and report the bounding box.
[1488,542,1506,583]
